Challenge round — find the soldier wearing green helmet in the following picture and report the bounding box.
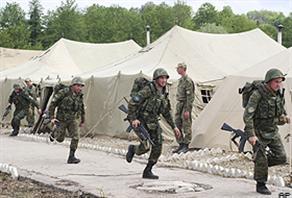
[243,68,289,195]
[8,83,40,136]
[126,68,181,179]
[264,68,286,83]
[48,76,85,164]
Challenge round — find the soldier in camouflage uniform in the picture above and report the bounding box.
[8,83,40,136]
[173,63,195,154]
[48,77,85,164]
[24,78,38,127]
[244,68,289,195]
[126,68,181,179]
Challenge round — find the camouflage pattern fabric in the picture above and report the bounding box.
[175,75,194,144]
[243,82,287,183]
[128,81,175,163]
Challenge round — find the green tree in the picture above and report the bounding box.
[172,1,194,29]
[42,0,85,48]
[282,15,292,47]
[28,0,43,48]
[247,10,285,25]
[222,14,257,33]
[0,2,30,48]
[199,23,227,33]
[258,23,277,40]
[84,5,144,45]
[140,2,174,43]
[193,3,218,28]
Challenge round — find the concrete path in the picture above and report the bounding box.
[0,135,291,198]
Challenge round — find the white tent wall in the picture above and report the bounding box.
[81,74,176,141]
[80,73,215,141]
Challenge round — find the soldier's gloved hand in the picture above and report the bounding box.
[173,127,181,139]
[248,136,257,146]
[131,119,140,128]
[183,111,190,120]
[37,108,42,115]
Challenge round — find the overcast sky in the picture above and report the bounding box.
[0,0,291,16]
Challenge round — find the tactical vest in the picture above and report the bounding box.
[56,88,84,120]
[139,82,170,122]
[11,91,31,110]
[254,84,285,120]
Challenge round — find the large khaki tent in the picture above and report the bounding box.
[82,26,285,82]
[190,47,292,157]
[79,26,287,140]
[0,26,287,142]
[0,47,43,71]
[0,38,141,81]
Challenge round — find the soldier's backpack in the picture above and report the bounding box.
[53,83,69,94]
[239,80,263,108]
[130,77,150,97]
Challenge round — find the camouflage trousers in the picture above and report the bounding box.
[254,130,287,183]
[175,101,192,144]
[11,109,28,134]
[134,123,163,164]
[26,105,35,127]
[53,119,80,151]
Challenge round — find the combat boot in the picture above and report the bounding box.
[126,145,135,163]
[9,130,18,137]
[172,143,183,153]
[67,149,81,164]
[49,131,55,142]
[143,162,159,179]
[256,182,271,195]
[177,143,189,154]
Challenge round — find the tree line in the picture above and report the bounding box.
[0,0,291,50]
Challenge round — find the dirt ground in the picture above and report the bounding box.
[0,172,99,198]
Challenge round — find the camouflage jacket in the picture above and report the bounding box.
[243,83,286,138]
[25,85,38,100]
[128,81,176,130]
[176,75,195,112]
[48,87,85,122]
[8,89,39,110]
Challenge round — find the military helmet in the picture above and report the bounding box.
[264,68,286,83]
[153,68,169,80]
[71,77,85,86]
[13,83,21,89]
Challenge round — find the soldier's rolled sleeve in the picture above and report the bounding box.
[184,81,195,112]
[243,90,261,138]
[127,86,151,121]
